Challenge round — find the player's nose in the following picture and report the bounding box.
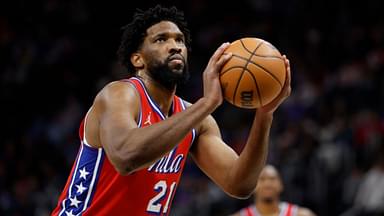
[168,39,182,53]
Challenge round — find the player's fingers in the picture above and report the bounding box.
[282,55,291,96]
[216,52,232,68]
[209,42,230,64]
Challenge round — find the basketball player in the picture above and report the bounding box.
[230,165,316,216]
[52,5,291,216]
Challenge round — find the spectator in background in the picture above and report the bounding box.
[341,144,384,216]
[230,165,316,216]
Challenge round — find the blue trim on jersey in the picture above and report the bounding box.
[131,77,167,120]
[59,144,104,216]
[59,144,84,216]
[132,77,197,146]
[180,98,197,145]
[179,98,186,110]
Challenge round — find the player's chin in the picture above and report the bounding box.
[170,67,185,76]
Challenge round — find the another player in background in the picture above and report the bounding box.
[52,5,291,216]
[230,165,316,216]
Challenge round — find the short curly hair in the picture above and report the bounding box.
[117,5,192,76]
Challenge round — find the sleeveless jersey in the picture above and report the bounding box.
[52,77,196,216]
[238,202,298,216]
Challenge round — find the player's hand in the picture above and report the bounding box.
[257,55,291,114]
[202,42,232,109]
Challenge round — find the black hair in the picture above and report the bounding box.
[117,5,191,76]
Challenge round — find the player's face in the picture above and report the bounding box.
[139,21,189,90]
[255,166,283,202]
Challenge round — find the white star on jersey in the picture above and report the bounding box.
[79,167,90,180]
[65,210,75,216]
[75,182,87,194]
[69,196,82,208]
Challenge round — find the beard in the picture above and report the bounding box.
[146,55,189,91]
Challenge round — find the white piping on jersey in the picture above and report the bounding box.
[59,144,84,216]
[137,105,142,127]
[179,98,197,144]
[242,202,297,216]
[80,148,103,213]
[132,77,196,145]
[291,204,298,216]
[279,202,288,216]
[131,77,168,120]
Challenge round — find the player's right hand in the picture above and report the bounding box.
[202,42,232,110]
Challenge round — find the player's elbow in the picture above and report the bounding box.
[224,186,254,199]
[109,151,139,175]
[111,158,134,176]
[114,164,135,176]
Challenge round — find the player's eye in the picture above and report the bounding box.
[155,37,166,43]
[176,37,185,44]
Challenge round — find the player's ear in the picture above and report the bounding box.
[131,53,144,69]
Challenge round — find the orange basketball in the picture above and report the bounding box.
[220,37,286,109]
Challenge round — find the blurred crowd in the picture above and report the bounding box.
[1,0,383,215]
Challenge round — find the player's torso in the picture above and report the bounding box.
[52,77,196,216]
[240,202,298,216]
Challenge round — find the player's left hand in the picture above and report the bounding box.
[257,55,291,114]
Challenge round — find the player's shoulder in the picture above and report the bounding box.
[296,206,316,216]
[93,79,139,108]
[96,80,137,100]
[100,79,137,94]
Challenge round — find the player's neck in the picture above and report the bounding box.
[137,73,176,117]
[255,198,280,216]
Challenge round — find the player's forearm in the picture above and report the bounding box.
[115,98,216,174]
[226,113,273,198]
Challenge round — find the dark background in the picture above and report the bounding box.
[1,0,384,215]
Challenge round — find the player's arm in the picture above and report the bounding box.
[190,56,291,199]
[95,43,232,175]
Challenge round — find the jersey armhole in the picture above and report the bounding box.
[180,98,198,146]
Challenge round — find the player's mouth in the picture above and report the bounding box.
[167,54,185,71]
[168,54,185,64]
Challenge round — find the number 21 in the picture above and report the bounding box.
[147,180,176,214]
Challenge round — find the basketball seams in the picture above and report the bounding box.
[250,60,284,87]
[232,70,245,105]
[251,54,283,59]
[220,66,247,77]
[233,40,263,106]
[220,37,284,109]
[244,68,262,107]
[240,39,263,55]
[239,39,283,59]
[230,54,284,87]
[233,53,283,60]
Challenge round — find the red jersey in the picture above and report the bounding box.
[52,77,196,216]
[238,202,298,216]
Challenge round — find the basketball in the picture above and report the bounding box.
[220,37,286,109]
